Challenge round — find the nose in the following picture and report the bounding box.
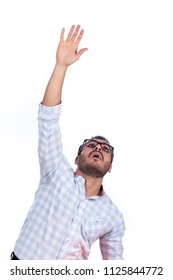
[94,144,102,151]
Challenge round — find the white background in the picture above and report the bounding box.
[0,0,173,271]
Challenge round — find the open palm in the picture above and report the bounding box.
[56,25,88,66]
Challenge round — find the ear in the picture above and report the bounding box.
[75,156,79,165]
[108,164,112,173]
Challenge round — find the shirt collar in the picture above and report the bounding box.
[74,172,105,197]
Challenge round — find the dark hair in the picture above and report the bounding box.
[77,135,114,163]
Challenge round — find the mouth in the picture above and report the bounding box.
[90,151,103,160]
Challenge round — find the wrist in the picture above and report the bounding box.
[55,62,68,72]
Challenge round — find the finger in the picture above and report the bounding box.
[66,25,75,41]
[75,29,84,45]
[76,48,88,59]
[71,25,81,41]
[60,28,65,41]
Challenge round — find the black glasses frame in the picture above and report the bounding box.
[83,139,114,153]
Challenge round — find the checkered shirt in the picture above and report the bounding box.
[14,103,125,260]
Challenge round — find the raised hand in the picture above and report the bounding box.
[42,25,87,106]
[56,25,88,67]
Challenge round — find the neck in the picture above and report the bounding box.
[75,169,103,198]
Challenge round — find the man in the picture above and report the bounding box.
[11,25,125,260]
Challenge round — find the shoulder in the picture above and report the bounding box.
[102,192,124,224]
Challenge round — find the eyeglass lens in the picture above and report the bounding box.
[85,140,113,153]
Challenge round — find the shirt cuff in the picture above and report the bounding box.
[38,103,62,120]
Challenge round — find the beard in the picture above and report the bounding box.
[77,154,111,178]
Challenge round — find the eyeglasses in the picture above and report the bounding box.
[83,139,114,154]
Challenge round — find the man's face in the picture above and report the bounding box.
[75,138,113,178]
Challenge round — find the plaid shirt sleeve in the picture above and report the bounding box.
[37,103,63,181]
[99,217,125,260]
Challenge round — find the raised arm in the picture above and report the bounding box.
[42,25,88,106]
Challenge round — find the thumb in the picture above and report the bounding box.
[76,48,88,59]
